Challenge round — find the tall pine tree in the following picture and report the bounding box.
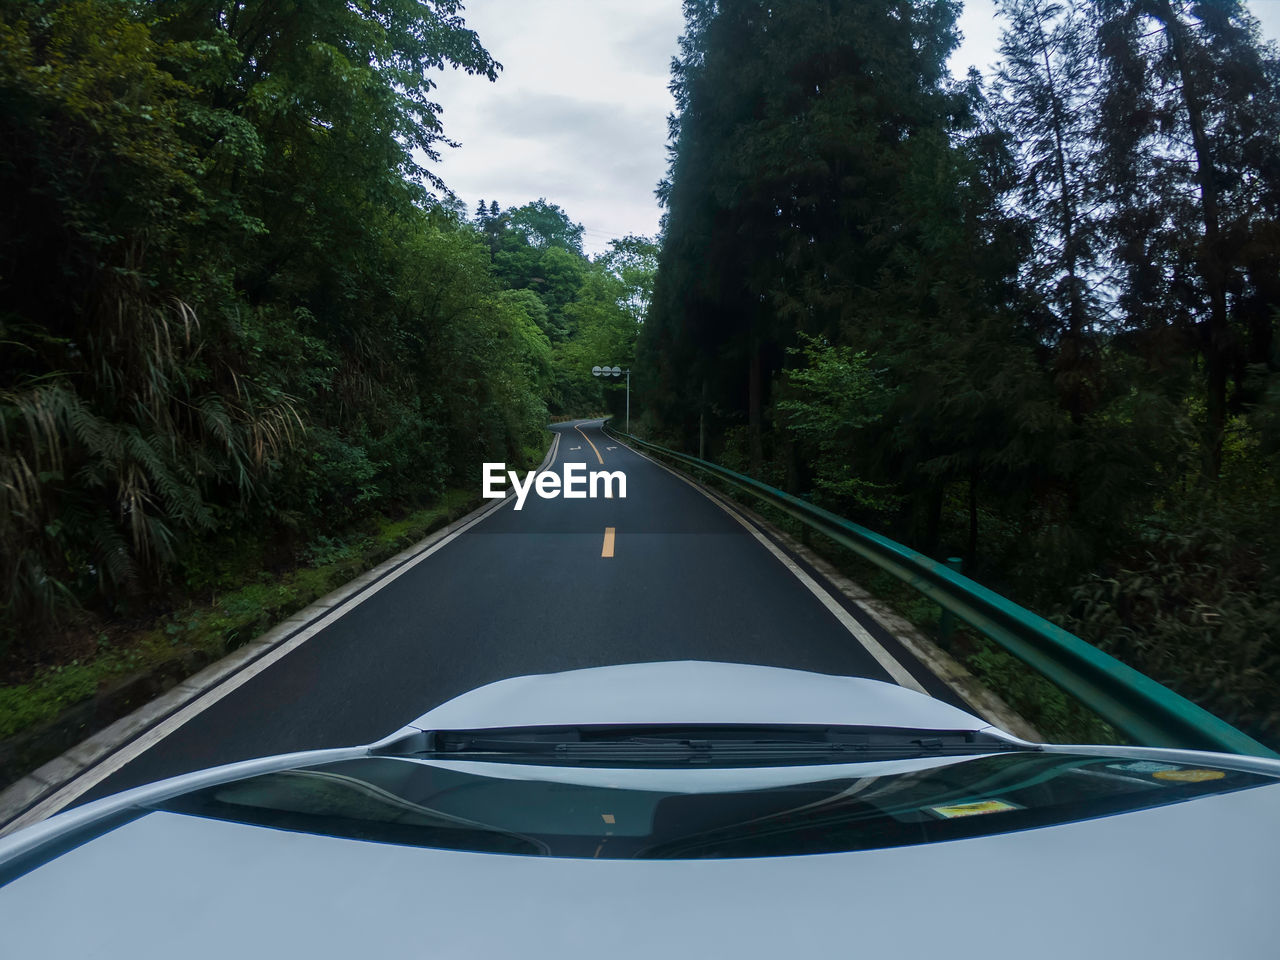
[994,0,1105,428]
[1092,0,1280,483]
[643,0,974,469]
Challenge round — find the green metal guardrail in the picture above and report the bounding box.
[603,421,1278,758]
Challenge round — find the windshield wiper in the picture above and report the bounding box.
[379,725,1030,767]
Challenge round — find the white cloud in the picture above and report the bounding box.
[952,0,1002,79]
[952,0,1280,79]
[424,0,682,253]
[423,1,1280,256]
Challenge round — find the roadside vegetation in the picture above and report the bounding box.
[640,0,1280,747]
[0,488,475,742]
[0,1,649,751]
[5,0,1277,771]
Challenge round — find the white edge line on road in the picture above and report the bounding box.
[6,429,564,832]
[616,433,928,695]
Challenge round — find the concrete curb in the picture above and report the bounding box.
[763,526,1045,743]
[618,438,1043,743]
[0,433,560,835]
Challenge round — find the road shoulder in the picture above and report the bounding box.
[615,436,1042,741]
[0,432,561,835]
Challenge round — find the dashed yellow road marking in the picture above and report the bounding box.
[602,527,616,558]
[574,422,604,464]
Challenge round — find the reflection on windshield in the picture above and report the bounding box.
[155,754,1270,860]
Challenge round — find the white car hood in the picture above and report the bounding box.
[4,661,1279,957]
[399,660,993,735]
[3,781,1278,959]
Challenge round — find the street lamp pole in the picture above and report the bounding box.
[591,364,630,433]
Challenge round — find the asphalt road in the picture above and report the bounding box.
[76,420,957,805]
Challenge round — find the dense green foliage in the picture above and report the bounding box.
[0,489,477,747]
[641,0,1280,741]
[7,0,1277,753]
[476,198,657,414]
[0,1,649,660]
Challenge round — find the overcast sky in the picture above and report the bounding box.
[428,1,1280,256]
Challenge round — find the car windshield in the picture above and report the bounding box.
[153,752,1273,860]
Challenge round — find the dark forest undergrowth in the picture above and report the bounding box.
[637,0,1280,749]
[0,485,485,783]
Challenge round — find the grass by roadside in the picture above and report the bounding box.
[653,460,1123,745]
[823,552,1121,745]
[0,488,479,745]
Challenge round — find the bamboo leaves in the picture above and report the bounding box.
[0,1,533,647]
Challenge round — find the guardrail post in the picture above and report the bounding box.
[599,421,1279,757]
[799,494,813,546]
[938,557,963,648]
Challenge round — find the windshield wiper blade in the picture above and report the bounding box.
[379,725,1029,766]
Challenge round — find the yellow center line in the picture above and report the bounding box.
[601,526,616,558]
[574,422,604,465]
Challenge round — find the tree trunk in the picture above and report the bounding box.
[1029,4,1088,517]
[1160,2,1229,484]
[748,337,763,473]
[699,378,710,459]
[1244,264,1278,373]
[1036,17,1086,429]
[967,462,979,562]
[923,479,944,557]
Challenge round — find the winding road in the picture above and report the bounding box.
[56,420,959,808]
